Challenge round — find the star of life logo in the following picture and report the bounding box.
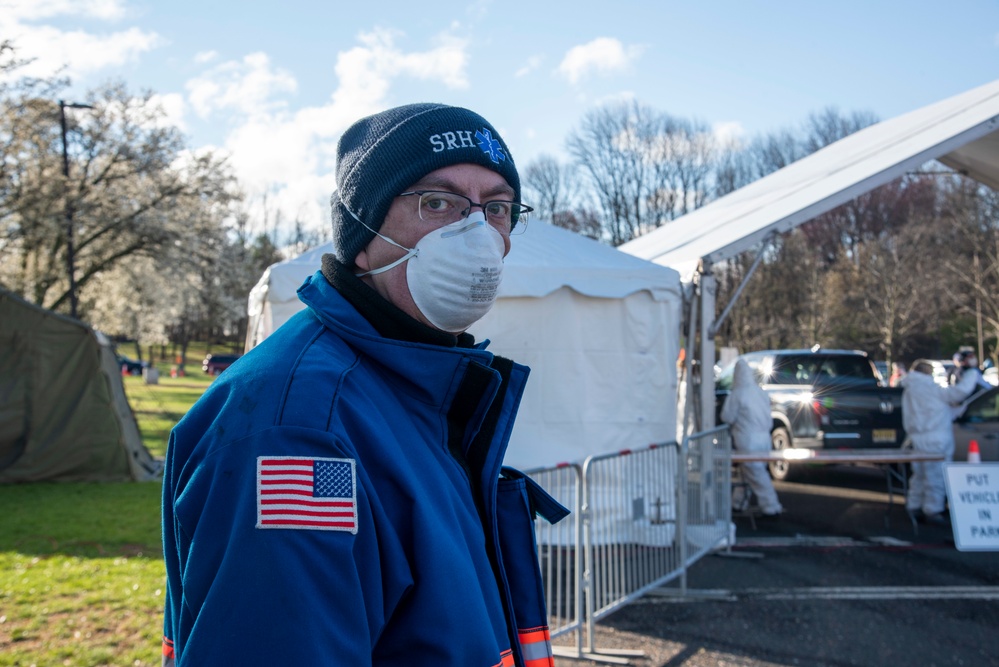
[475,128,506,164]
[429,127,507,164]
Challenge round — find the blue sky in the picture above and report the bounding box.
[4,0,998,240]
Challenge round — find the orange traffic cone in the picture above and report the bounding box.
[968,440,982,464]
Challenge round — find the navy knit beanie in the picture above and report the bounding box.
[330,103,521,266]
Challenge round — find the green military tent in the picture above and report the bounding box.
[0,287,161,482]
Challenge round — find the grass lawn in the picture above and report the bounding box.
[0,373,212,666]
[125,372,213,459]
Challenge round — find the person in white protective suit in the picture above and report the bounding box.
[954,350,991,398]
[900,359,978,525]
[721,359,783,517]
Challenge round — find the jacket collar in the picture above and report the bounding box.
[298,263,499,406]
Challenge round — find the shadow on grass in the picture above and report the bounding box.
[0,481,163,558]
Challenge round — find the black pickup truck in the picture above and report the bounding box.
[715,348,906,480]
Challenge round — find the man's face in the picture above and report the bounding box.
[354,163,514,330]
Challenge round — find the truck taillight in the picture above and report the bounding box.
[812,398,831,425]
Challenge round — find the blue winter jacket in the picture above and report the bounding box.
[162,270,566,666]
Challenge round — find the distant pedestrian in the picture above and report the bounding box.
[946,352,963,386]
[955,350,990,395]
[721,359,783,517]
[900,359,978,524]
[889,362,906,387]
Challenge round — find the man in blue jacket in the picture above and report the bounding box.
[162,103,567,666]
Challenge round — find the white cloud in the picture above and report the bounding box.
[225,115,321,191]
[331,28,469,111]
[186,52,297,119]
[18,25,161,79]
[193,28,473,237]
[223,114,334,234]
[515,55,543,78]
[712,121,745,147]
[0,0,127,21]
[0,0,160,80]
[148,92,187,132]
[556,37,643,84]
[194,50,218,64]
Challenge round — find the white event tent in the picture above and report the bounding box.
[620,77,999,432]
[245,221,683,470]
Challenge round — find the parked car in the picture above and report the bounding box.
[953,385,999,462]
[116,354,147,376]
[929,360,957,388]
[716,348,906,480]
[873,360,889,385]
[202,353,242,376]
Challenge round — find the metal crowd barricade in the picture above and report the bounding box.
[525,462,585,658]
[676,425,733,587]
[527,427,733,664]
[571,443,681,663]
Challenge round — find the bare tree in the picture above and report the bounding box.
[715,230,830,351]
[743,128,805,179]
[553,207,602,239]
[713,139,755,198]
[803,106,879,153]
[567,101,656,245]
[521,154,601,238]
[647,115,717,220]
[523,155,575,221]
[846,223,945,367]
[566,101,720,245]
[939,176,999,364]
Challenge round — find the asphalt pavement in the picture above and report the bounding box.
[553,464,999,667]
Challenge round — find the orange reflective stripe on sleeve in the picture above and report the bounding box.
[162,636,175,658]
[491,648,516,667]
[518,626,554,667]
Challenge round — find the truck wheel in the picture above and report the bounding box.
[769,427,796,481]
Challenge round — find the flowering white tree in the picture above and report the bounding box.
[0,59,239,318]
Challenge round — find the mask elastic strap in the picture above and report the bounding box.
[347,207,419,277]
[358,250,416,277]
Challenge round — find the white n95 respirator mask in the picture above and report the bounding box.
[358,211,506,333]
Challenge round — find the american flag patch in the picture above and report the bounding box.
[256,457,358,533]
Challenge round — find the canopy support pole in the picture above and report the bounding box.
[708,234,772,339]
[699,264,717,430]
[681,280,699,437]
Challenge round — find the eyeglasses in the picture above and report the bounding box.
[398,190,532,236]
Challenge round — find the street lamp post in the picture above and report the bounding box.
[59,100,94,319]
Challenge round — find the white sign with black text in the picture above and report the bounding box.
[944,463,999,551]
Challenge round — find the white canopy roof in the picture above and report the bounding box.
[498,219,679,300]
[620,78,999,275]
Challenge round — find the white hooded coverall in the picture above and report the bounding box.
[721,359,783,515]
[900,368,977,515]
